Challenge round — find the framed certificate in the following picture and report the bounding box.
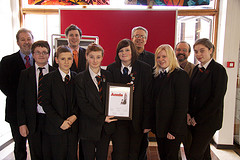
[105,83,133,120]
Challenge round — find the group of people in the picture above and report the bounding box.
[0,24,227,160]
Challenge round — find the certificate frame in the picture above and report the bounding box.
[105,83,133,120]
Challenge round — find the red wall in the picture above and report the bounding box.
[60,9,176,66]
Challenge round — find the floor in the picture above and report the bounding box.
[1,141,240,160]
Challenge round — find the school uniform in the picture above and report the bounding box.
[53,47,86,73]
[107,60,152,160]
[152,68,189,160]
[75,67,115,160]
[17,63,55,160]
[40,69,78,160]
[188,59,228,160]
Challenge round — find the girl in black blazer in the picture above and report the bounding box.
[107,39,152,160]
[75,43,117,160]
[152,44,189,160]
[40,46,78,160]
[188,38,228,160]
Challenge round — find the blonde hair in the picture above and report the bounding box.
[154,44,180,77]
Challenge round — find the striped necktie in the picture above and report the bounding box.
[37,67,44,105]
[24,55,31,68]
[96,75,103,101]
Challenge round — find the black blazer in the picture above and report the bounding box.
[0,51,27,124]
[53,47,86,73]
[17,65,56,135]
[40,69,78,135]
[152,68,189,138]
[189,59,228,131]
[75,69,115,141]
[107,60,152,133]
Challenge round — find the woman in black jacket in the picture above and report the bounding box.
[152,44,189,160]
[188,38,228,160]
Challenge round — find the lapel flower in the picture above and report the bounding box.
[102,74,106,82]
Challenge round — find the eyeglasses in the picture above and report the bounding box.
[34,51,49,55]
[133,34,146,39]
[176,48,188,52]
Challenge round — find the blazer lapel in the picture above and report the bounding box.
[55,70,66,102]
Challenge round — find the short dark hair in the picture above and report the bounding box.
[176,41,191,53]
[65,24,82,37]
[31,40,50,54]
[16,28,34,42]
[193,38,215,57]
[86,43,104,56]
[115,39,137,65]
[56,45,72,58]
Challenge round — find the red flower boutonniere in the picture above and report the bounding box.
[130,72,136,84]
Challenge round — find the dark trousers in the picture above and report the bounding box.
[189,126,216,160]
[178,126,192,160]
[111,121,130,160]
[28,113,51,160]
[129,126,144,160]
[81,130,111,160]
[156,135,181,160]
[10,123,27,160]
[138,132,148,160]
[49,130,78,160]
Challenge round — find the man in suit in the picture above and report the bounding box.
[175,41,195,77]
[0,28,34,160]
[131,26,154,160]
[17,40,56,160]
[54,24,86,73]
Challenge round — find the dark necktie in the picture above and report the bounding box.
[199,67,205,73]
[37,67,44,105]
[96,75,103,101]
[24,55,31,68]
[65,75,70,84]
[160,70,167,78]
[123,67,128,76]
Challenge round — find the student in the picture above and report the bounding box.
[40,45,78,160]
[17,40,55,160]
[75,43,117,160]
[188,38,228,160]
[107,39,152,160]
[152,44,189,160]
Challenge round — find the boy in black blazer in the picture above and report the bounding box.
[17,40,55,160]
[40,45,78,160]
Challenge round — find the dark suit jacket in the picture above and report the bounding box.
[107,60,152,133]
[75,69,115,141]
[40,69,78,135]
[17,65,56,135]
[189,59,228,131]
[137,50,155,69]
[153,68,189,138]
[53,47,86,73]
[0,51,27,124]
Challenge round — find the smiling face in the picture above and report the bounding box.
[66,30,80,49]
[175,42,190,63]
[17,32,34,55]
[132,29,147,50]
[87,51,103,70]
[118,45,132,66]
[194,44,212,65]
[157,49,170,69]
[55,52,73,74]
[32,46,49,67]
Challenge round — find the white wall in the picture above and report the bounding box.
[213,0,240,146]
